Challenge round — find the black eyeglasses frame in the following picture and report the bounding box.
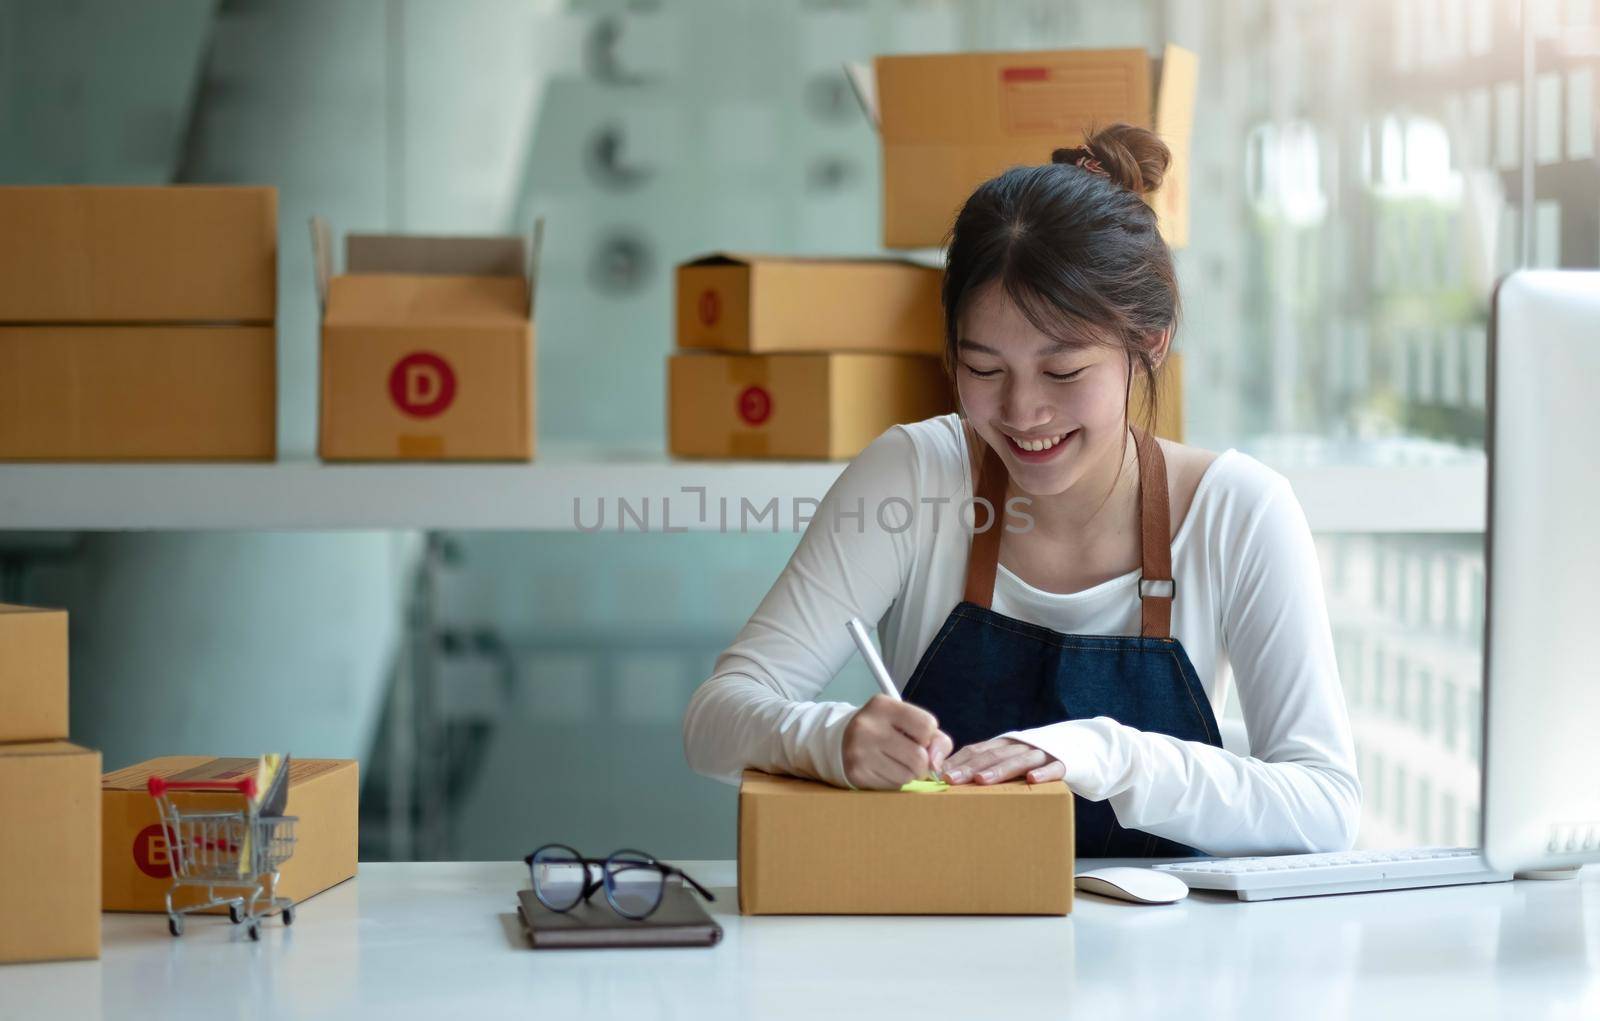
[522,844,716,920]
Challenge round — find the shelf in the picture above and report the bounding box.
[0,444,1487,533]
[0,445,848,532]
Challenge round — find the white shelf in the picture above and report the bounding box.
[0,445,847,532]
[0,445,1487,533]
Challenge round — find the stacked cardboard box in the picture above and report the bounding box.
[0,605,101,964]
[0,186,278,460]
[313,217,542,461]
[857,45,1198,252]
[667,254,953,459]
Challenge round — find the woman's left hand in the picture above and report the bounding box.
[941,737,1065,785]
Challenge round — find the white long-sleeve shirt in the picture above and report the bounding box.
[682,412,1361,855]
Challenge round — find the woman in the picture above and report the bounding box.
[682,123,1360,857]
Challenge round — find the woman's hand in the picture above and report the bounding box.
[942,737,1065,785]
[842,694,954,789]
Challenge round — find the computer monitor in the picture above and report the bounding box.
[1481,270,1600,875]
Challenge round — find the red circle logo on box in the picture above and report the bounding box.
[133,824,173,878]
[737,385,772,426]
[698,289,721,327]
[389,352,457,418]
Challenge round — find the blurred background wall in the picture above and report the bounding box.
[0,0,1596,860]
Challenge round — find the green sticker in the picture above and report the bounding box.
[899,778,950,793]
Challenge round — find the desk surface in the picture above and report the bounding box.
[3,860,1597,1020]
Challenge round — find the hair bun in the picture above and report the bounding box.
[1051,123,1170,197]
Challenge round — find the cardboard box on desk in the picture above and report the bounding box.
[101,757,358,914]
[0,603,67,743]
[0,186,278,461]
[0,742,102,963]
[676,254,943,354]
[668,351,951,460]
[850,45,1197,250]
[738,770,1074,915]
[313,217,542,462]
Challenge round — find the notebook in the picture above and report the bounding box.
[515,883,723,949]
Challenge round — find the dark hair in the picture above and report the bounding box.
[941,122,1179,483]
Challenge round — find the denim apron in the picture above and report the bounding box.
[901,426,1222,857]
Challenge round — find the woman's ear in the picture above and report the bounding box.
[1149,324,1175,368]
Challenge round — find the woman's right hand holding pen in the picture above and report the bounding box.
[841,695,953,789]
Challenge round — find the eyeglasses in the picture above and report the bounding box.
[523,844,716,921]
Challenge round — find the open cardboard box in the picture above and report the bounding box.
[847,45,1198,250]
[738,769,1074,915]
[313,217,542,461]
[101,756,358,914]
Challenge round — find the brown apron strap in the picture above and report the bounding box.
[1132,425,1174,639]
[962,440,1010,608]
[960,425,1176,638]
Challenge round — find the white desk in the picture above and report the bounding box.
[3,860,1596,1019]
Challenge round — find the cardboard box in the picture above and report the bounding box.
[0,604,68,743]
[0,742,102,963]
[676,254,943,354]
[0,326,276,461]
[313,218,541,461]
[668,351,952,460]
[0,186,277,323]
[737,770,1073,914]
[853,45,1197,250]
[0,186,278,462]
[101,757,358,914]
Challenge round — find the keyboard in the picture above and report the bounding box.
[1152,847,1514,901]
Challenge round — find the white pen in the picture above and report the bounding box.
[845,616,942,782]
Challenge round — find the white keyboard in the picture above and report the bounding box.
[1152,846,1514,901]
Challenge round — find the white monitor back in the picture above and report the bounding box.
[1482,270,1600,873]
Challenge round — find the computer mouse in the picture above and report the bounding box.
[1074,866,1189,904]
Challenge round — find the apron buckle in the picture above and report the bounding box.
[1139,578,1175,599]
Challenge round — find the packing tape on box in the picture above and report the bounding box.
[397,434,445,458]
[729,433,770,457]
[725,355,770,385]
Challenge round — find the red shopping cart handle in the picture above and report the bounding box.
[148,776,257,799]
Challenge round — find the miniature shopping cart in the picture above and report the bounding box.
[147,774,298,941]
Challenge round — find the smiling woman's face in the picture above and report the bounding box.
[954,280,1133,497]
